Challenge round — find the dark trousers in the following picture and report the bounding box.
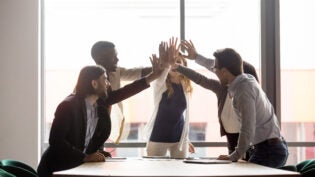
[248,138,289,168]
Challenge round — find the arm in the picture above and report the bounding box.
[180,40,215,71]
[119,67,152,80]
[175,64,223,92]
[119,67,142,81]
[103,78,150,106]
[141,67,153,77]
[229,91,256,162]
[195,54,215,71]
[102,55,163,106]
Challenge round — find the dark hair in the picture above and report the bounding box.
[91,41,115,61]
[243,61,259,82]
[74,65,106,97]
[213,48,243,76]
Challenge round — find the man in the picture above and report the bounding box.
[179,40,259,156]
[91,41,151,143]
[37,59,162,177]
[213,48,288,168]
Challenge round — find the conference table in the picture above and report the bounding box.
[53,157,300,177]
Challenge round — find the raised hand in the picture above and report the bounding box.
[180,40,197,60]
[168,37,180,65]
[159,41,169,67]
[150,54,163,77]
[144,54,164,84]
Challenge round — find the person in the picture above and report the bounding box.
[206,48,288,168]
[143,39,194,158]
[177,40,259,156]
[37,58,163,177]
[91,41,152,143]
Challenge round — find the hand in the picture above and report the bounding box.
[217,155,230,160]
[98,150,112,158]
[144,54,164,84]
[159,41,169,67]
[167,37,180,66]
[180,40,197,60]
[83,151,106,162]
[188,142,195,153]
[150,54,164,77]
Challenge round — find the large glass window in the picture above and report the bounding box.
[44,0,180,148]
[184,0,260,157]
[43,0,313,164]
[43,0,260,158]
[280,0,315,164]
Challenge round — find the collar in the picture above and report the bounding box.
[85,98,97,110]
[228,73,246,97]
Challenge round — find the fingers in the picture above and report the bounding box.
[96,152,106,162]
[189,143,195,153]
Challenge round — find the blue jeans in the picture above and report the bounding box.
[248,138,288,168]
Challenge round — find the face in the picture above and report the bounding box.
[95,47,119,72]
[214,59,228,86]
[93,73,111,98]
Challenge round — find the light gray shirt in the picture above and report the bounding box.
[84,98,99,153]
[228,74,281,161]
[195,54,215,72]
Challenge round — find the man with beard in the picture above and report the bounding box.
[212,48,288,168]
[37,57,162,177]
[91,41,152,143]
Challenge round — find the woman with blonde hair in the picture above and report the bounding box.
[144,40,194,158]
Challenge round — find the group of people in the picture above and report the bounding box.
[37,38,289,177]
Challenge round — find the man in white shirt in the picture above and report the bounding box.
[214,48,288,168]
[91,41,151,143]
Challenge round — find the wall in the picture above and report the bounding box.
[0,0,39,169]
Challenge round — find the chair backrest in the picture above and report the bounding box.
[0,159,38,177]
[0,168,16,177]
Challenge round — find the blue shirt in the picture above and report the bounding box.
[150,83,187,142]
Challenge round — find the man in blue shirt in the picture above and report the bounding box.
[214,48,288,168]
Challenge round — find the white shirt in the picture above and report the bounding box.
[221,95,241,133]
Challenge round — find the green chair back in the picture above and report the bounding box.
[0,159,38,177]
[0,168,16,177]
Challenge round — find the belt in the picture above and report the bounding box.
[255,137,284,147]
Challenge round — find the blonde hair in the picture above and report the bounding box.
[165,56,193,98]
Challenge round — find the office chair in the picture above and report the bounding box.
[0,159,38,177]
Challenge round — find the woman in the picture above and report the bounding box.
[143,41,194,158]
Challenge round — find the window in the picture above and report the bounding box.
[43,0,313,165]
[280,0,315,163]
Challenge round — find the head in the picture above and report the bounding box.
[166,53,193,97]
[91,41,119,72]
[243,61,259,82]
[169,53,187,77]
[213,48,243,86]
[74,65,110,98]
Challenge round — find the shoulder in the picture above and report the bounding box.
[57,94,82,111]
